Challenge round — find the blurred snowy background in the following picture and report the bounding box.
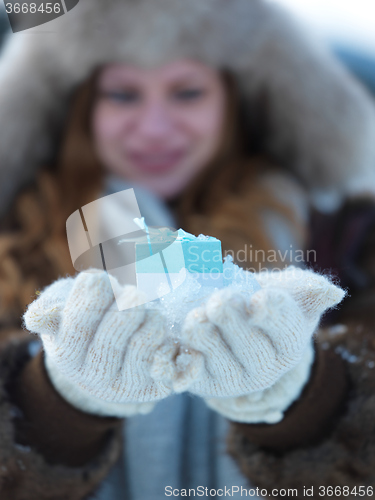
[273,0,375,95]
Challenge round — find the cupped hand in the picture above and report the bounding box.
[165,267,345,398]
[24,270,175,415]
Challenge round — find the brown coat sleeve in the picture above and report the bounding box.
[227,322,375,498]
[0,331,123,500]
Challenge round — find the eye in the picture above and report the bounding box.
[173,88,205,102]
[99,89,141,104]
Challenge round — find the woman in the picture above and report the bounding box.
[1,1,375,499]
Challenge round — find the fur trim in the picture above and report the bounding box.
[0,335,123,499]
[0,0,375,216]
[227,321,375,492]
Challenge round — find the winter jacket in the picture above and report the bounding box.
[0,173,375,499]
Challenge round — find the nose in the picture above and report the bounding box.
[135,99,174,142]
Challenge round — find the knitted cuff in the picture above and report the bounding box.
[205,340,315,423]
[45,354,156,418]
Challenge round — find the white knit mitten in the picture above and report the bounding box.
[169,267,345,423]
[205,339,315,423]
[24,270,175,417]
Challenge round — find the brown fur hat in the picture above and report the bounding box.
[0,0,375,217]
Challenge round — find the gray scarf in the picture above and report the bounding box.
[95,175,258,499]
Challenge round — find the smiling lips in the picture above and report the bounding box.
[127,150,186,174]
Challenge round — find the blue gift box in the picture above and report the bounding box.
[135,228,224,288]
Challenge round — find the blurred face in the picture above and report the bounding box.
[92,60,227,199]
